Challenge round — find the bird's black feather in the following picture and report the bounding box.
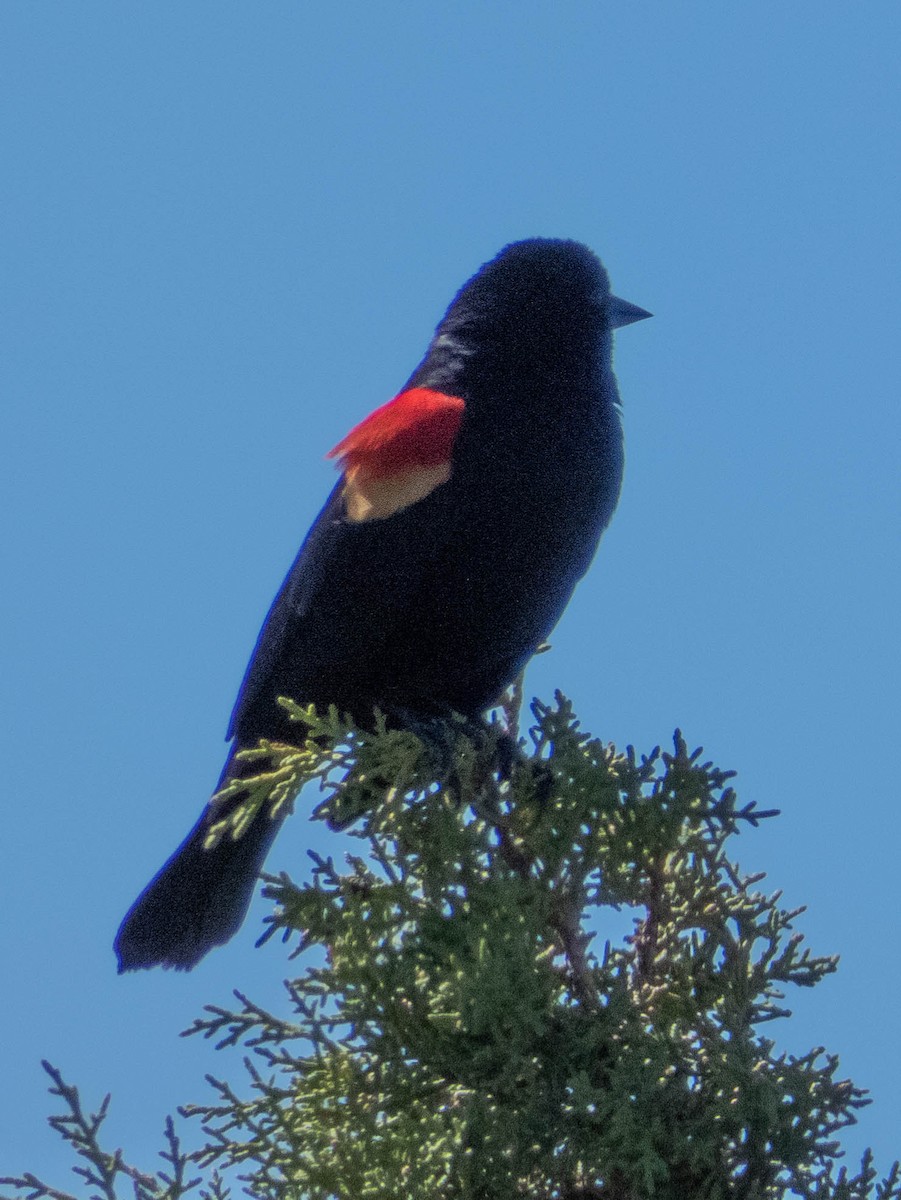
[114,238,648,971]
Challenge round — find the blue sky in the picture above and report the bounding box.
[2,1,900,1184]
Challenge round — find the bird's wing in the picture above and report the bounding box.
[226,391,467,742]
[225,480,345,742]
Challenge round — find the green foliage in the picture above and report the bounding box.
[2,696,898,1200]
[0,1061,227,1200]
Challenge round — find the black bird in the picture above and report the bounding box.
[114,238,650,971]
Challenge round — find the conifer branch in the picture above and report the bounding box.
[4,697,900,1199]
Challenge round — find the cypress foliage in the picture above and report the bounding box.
[2,696,897,1200]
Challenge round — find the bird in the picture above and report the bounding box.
[114,238,650,972]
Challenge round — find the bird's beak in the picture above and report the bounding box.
[607,295,653,329]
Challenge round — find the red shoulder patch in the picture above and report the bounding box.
[327,388,466,481]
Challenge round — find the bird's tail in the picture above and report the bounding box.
[114,753,284,972]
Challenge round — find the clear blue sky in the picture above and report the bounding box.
[2,2,899,1184]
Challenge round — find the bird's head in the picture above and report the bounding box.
[420,239,650,396]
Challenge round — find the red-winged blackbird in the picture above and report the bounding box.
[114,239,650,971]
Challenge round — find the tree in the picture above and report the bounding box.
[2,695,898,1200]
